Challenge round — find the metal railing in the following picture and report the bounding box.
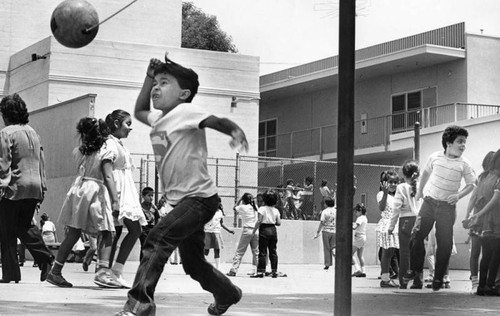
[275,102,500,158]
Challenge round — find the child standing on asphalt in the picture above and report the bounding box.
[404,125,476,291]
[139,187,159,261]
[351,203,368,277]
[227,193,259,276]
[464,151,495,293]
[117,54,247,316]
[251,190,282,278]
[376,170,400,288]
[388,160,421,289]
[204,199,235,270]
[468,149,500,295]
[313,197,336,271]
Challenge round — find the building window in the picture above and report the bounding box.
[259,119,277,157]
[391,89,428,132]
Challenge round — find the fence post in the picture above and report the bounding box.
[280,160,284,187]
[140,157,144,197]
[313,161,318,218]
[215,158,219,187]
[234,153,240,228]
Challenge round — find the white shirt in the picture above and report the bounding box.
[147,104,218,205]
[235,204,258,228]
[258,206,280,224]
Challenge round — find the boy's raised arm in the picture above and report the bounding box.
[200,115,249,152]
[135,59,162,126]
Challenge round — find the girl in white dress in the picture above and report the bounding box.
[105,110,147,288]
[376,170,400,288]
[47,117,120,288]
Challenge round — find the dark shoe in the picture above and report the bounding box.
[226,271,236,277]
[207,286,242,315]
[40,261,52,282]
[32,263,38,268]
[264,272,272,277]
[432,279,443,291]
[324,266,329,270]
[477,286,492,296]
[0,279,19,284]
[444,281,451,289]
[403,270,417,283]
[271,272,278,278]
[357,273,366,278]
[19,262,24,267]
[410,282,423,289]
[46,272,73,288]
[399,283,408,289]
[352,271,362,277]
[250,273,264,278]
[380,280,398,288]
[82,261,89,272]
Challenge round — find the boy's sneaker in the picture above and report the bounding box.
[207,286,242,315]
[113,272,131,289]
[431,279,443,291]
[424,274,434,282]
[226,271,236,277]
[46,272,73,288]
[94,269,121,288]
[250,273,264,278]
[402,270,417,283]
[380,280,398,288]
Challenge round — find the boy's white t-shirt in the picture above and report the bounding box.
[204,209,224,233]
[423,151,476,201]
[147,103,218,205]
[258,206,280,224]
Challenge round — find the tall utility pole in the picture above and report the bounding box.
[335,0,356,315]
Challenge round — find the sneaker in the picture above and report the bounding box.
[250,273,264,278]
[113,272,131,289]
[380,280,398,288]
[82,261,89,272]
[264,272,272,277]
[432,279,443,292]
[352,271,362,277]
[424,274,434,283]
[207,286,242,315]
[410,283,423,289]
[46,272,73,288]
[399,283,408,289]
[324,266,330,270]
[226,271,236,277]
[403,270,417,283]
[94,269,121,288]
[444,281,451,289]
[356,273,366,278]
[115,311,135,316]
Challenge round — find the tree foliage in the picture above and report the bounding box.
[182,2,238,53]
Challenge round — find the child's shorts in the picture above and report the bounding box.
[204,232,223,250]
[353,235,366,249]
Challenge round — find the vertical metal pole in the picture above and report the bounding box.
[234,153,240,227]
[336,0,356,315]
[414,121,420,162]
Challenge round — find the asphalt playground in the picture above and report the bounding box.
[1,261,500,316]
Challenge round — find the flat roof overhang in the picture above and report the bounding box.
[260,44,465,101]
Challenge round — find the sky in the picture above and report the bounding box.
[189,0,500,75]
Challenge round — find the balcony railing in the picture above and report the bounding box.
[274,103,500,158]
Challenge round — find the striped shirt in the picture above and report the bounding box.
[422,151,476,201]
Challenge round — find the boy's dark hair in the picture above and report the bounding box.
[354,203,366,215]
[305,176,313,185]
[142,186,154,196]
[325,197,335,207]
[154,55,199,103]
[286,179,294,185]
[441,125,468,150]
[321,179,328,186]
[262,189,278,207]
[0,93,29,124]
[105,109,131,133]
[77,117,110,155]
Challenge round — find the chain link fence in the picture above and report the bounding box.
[131,153,399,225]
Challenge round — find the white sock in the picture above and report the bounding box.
[215,258,220,269]
[381,273,390,282]
[112,262,124,275]
[360,266,365,273]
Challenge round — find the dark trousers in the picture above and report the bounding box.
[124,195,240,316]
[0,198,53,281]
[139,225,154,261]
[409,197,455,282]
[479,236,500,288]
[257,224,278,273]
[398,216,416,285]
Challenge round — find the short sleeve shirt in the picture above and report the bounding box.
[320,207,336,233]
[258,206,280,224]
[204,210,224,233]
[147,104,218,205]
[235,204,258,228]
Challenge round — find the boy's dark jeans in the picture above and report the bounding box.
[409,197,455,283]
[123,194,240,316]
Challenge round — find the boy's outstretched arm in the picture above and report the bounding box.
[200,116,249,152]
[135,58,162,125]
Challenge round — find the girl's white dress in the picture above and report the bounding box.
[105,135,147,226]
[375,191,399,249]
[58,147,115,234]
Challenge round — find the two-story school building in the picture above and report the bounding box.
[258,22,500,268]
